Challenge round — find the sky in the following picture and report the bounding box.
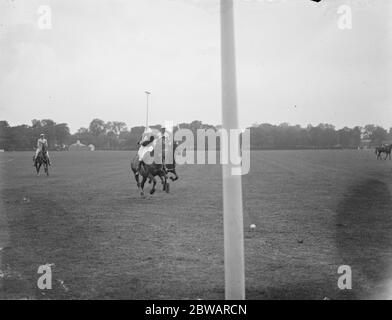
[0,0,391,133]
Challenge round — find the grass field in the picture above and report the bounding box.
[1,150,392,300]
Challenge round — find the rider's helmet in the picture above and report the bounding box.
[40,133,45,138]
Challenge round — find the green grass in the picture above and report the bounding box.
[1,150,392,299]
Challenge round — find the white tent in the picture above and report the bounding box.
[69,140,90,151]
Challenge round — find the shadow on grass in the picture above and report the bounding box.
[336,178,392,299]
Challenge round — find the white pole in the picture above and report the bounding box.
[220,0,245,300]
[145,91,151,131]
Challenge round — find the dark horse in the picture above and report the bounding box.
[130,136,168,196]
[375,144,392,160]
[131,155,169,196]
[35,145,49,176]
[130,138,179,196]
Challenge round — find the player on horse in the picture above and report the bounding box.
[33,133,51,166]
[131,127,168,195]
[375,143,392,160]
[137,126,172,171]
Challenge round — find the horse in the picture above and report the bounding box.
[130,135,181,196]
[375,144,392,160]
[130,142,169,196]
[34,145,49,176]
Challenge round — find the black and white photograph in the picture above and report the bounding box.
[0,0,392,304]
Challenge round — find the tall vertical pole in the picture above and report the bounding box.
[145,91,151,131]
[220,0,245,300]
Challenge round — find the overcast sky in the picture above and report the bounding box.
[0,0,391,133]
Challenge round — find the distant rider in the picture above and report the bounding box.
[33,133,51,166]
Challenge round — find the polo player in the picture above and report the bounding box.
[33,133,51,166]
[137,128,156,172]
[137,126,172,172]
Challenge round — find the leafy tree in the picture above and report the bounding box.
[0,121,11,150]
[1,118,391,151]
[364,124,388,146]
[89,119,106,137]
[105,121,127,136]
[55,123,71,146]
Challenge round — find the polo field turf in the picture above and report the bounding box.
[1,150,392,299]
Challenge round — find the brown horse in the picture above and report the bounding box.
[34,145,49,176]
[130,136,181,196]
[375,145,392,160]
[130,154,169,196]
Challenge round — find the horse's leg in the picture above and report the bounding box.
[141,163,152,184]
[140,175,147,197]
[45,162,49,176]
[150,175,157,195]
[165,175,170,193]
[133,170,140,188]
[159,173,168,192]
[159,175,166,191]
[161,171,169,193]
[170,169,179,181]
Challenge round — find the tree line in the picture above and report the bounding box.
[250,123,392,150]
[1,119,391,151]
